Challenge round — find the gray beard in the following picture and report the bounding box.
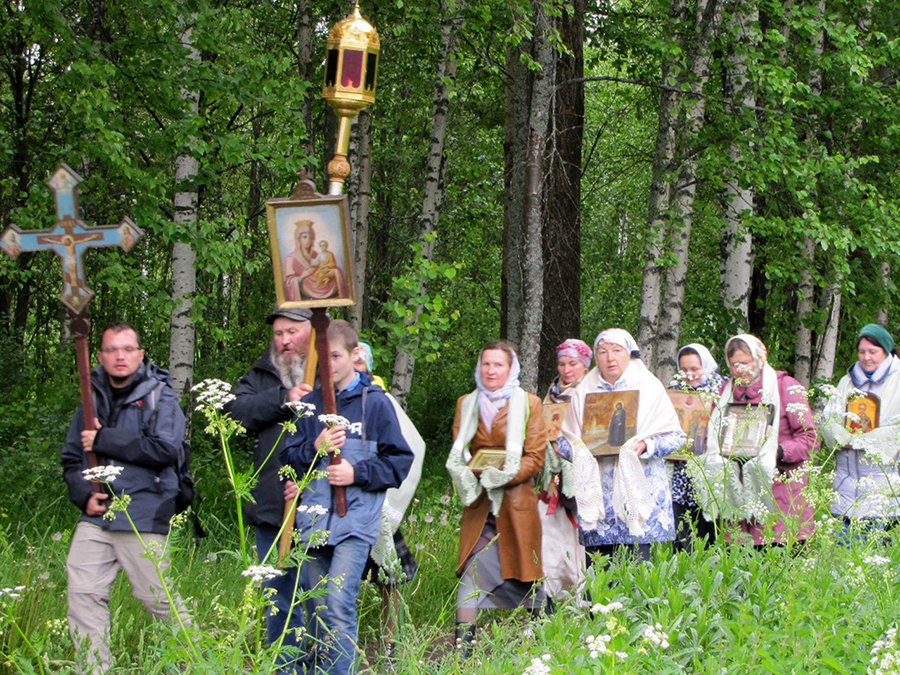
[271,344,307,389]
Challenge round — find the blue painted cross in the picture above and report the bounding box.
[0,164,143,314]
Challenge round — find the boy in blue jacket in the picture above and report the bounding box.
[280,320,413,675]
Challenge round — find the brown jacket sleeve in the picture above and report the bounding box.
[451,394,466,443]
[505,393,547,487]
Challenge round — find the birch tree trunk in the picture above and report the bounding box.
[813,278,842,382]
[637,0,686,369]
[390,12,461,408]
[348,110,372,331]
[877,261,890,326]
[168,20,200,399]
[793,0,825,387]
[793,236,815,385]
[655,0,722,383]
[720,1,757,329]
[539,0,584,393]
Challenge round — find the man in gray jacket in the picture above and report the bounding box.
[62,322,191,674]
[225,307,313,672]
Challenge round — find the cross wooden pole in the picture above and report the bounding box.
[0,164,143,491]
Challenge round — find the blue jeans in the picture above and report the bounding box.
[300,537,371,675]
[255,526,304,673]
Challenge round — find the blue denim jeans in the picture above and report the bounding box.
[300,537,371,675]
[255,525,304,673]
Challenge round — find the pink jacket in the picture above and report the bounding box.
[731,371,819,545]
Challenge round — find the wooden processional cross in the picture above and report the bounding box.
[0,164,144,484]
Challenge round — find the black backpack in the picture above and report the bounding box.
[144,383,206,538]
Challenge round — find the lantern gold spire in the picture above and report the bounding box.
[323,1,381,195]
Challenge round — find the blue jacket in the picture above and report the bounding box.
[61,359,186,535]
[280,372,413,546]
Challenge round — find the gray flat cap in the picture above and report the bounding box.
[266,307,313,324]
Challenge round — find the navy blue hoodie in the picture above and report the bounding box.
[280,372,413,546]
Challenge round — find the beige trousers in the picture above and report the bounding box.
[66,521,191,674]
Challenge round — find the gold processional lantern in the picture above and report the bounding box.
[323,1,380,195]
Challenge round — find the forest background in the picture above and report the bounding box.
[2,0,900,671]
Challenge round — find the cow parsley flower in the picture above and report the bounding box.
[83,465,123,483]
[242,565,283,584]
[787,384,808,399]
[286,400,316,417]
[319,414,351,428]
[192,379,236,410]
[297,504,328,517]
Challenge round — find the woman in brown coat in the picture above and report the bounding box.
[446,341,547,653]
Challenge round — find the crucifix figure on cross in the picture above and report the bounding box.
[1,163,144,485]
[0,164,143,314]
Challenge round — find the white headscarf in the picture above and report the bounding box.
[678,343,719,382]
[474,346,521,432]
[725,334,767,383]
[593,328,640,357]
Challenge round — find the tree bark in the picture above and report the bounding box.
[168,20,201,399]
[876,260,890,326]
[296,0,316,163]
[348,110,372,331]
[793,0,825,387]
[390,10,461,408]
[812,278,842,382]
[539,0,584,394]
[637,0,686,370]
[793,236,815,386]
[502,39,530,346]
[655,0,722,384]
[720,0,757,329]
[517,0,555,393]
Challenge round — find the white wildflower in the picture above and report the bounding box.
[864,555,892,567]
[643,623,670,649]
[82,465,123,483]
[319,414,351,428]
[522,655,551,675]
[788,384,808,399]
[286,400,316,417]
[242,565,283,584]
[0,585,26,598]
[869,626,900,675]
[297,504,329,517]
[590,601,624,615]
[845,411,861,424]
[192,379,236,410]
[585,633,612,658]
[785,401,808,418]
[616,651,628,659]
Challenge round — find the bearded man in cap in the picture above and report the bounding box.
[226,308,313,672]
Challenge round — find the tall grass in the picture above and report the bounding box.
[1,392,899,673]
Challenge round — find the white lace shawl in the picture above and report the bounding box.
[694,363,780,522]
[445,387,528,515]
[560,359,682,533]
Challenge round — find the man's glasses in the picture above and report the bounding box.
[100,346,141,354]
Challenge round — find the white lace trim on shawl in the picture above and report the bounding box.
[370,393,426,570]
[445,387,528,515]
[693,363,780,522]
[561,359,682,533]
